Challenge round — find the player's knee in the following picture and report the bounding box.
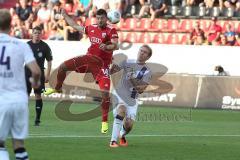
[101,91,110,99]
[59,63,68,72]
[117,105,126,117]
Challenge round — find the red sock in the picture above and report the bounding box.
[101,97,110,122]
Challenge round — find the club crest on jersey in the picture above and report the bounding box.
[38,52,43,57]
[102,33,106,38]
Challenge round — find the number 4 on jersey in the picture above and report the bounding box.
[0,46,11,70]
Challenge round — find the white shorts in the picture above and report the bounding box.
[112,90,138,121]
[0,103,29,141]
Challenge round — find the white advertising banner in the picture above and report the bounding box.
[42,41,240,76]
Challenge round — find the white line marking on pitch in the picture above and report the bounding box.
[28,134,240,138]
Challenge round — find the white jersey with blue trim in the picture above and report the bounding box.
[0,33,35,104]
[114,59,152,106]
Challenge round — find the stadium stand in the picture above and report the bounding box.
[0,0,16,9]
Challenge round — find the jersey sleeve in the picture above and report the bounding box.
[22,42,35,64]
[109,28,118,40]
[45,44,53,61]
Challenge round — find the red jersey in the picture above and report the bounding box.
[84,24,118,66]
[207,24,222,42]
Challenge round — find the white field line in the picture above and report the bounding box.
[28,134,240,138]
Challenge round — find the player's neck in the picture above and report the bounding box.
[32,39,41,43]
[137,61,146,65]
[99,24,107,29]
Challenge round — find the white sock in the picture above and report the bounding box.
[14,147,29,160]
[120,125,127,138]
[0,148,10,160]
[111,116,123,142]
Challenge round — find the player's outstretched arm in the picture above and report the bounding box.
[61,9,85,33]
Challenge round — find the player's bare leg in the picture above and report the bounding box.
[12,139,29,160]
[119,118,134,147]
[110,105,126,147]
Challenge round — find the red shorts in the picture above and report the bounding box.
[63,55,110,91]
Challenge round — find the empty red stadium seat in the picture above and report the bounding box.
[148,19,168,32]
[157,19,168,31]
[237,22,240,32]
[124,32,139,43]
[121,18,137,31]
[220,20,237,32]
[152,33,166,44]
[178,19,194,33]
[148,19,160,32]
[232,21,240,32]
[162,19,179,32]
[112,18,124,30]
[166,34,180,44]
[118,31,124,42]
[138,32,152,43]
[135,18,151,32]
[178,34,189,44]
[0,0,16,9]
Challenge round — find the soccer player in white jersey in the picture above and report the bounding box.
[109,44,152,147]
[0,9,41,160]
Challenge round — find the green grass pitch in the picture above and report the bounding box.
[6,101,240,160]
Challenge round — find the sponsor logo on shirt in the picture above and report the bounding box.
[90,37,102,44]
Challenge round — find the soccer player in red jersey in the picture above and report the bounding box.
[44,9,119,134]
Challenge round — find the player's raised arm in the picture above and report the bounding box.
[61,9,85,33]
[110,63,121,75]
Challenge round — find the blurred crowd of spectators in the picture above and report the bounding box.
[5,0,240,45]
[9,0,146,40]
[189,17,240,46]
